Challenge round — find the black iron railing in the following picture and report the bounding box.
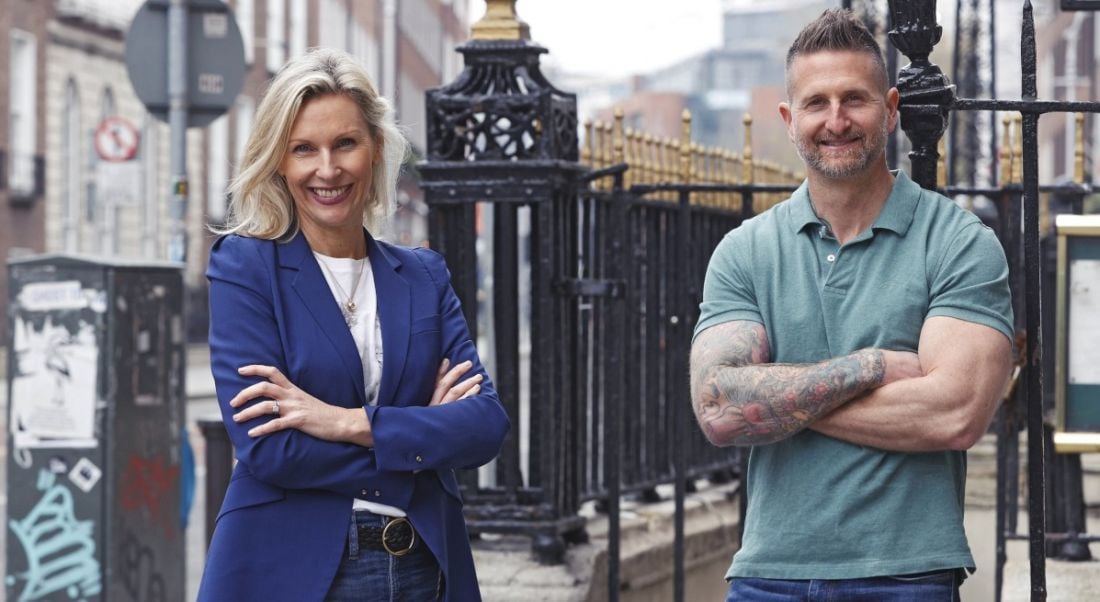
[889,2,1100,600]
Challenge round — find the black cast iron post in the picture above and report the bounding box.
[887,0,957,190]
[420,0,584,563]
[1019,4,1048,598]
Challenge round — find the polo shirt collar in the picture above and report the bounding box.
[788,170,920,236]
[871,170,920,235]
[789,180,820,233]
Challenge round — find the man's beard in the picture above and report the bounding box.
[795,119,889,179]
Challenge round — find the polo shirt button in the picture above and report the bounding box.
[415,455,423,463]
[374,490,382,497]
[826,254,836,263]
[361,489,368,496]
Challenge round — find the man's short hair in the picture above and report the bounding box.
[785,8,889,94]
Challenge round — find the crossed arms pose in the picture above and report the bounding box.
[690,315,1012,452]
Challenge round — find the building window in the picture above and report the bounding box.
[9,30,37,197]
[207,115,229,222]
[62,80,81,252]
[266,0,286,72]
[289,0,308,59]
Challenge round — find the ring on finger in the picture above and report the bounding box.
[271,400,280,415]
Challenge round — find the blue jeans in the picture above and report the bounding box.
[726,570,961,601]
[324,512,443,601]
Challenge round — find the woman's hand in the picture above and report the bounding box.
[429,358,483,406]
[231,365,373,446]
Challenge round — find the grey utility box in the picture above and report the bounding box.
[5,255,185,601]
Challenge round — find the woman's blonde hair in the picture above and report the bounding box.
[217,48,407,239]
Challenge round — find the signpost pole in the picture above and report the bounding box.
[168,0,189,263]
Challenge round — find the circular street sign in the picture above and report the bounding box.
[125,0,246,128]
[94,116,141,162]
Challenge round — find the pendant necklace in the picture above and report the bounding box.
[318,255,367,327]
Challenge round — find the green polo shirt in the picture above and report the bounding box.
[696,170,1013,580]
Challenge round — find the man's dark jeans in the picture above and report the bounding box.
[726,570,962,601]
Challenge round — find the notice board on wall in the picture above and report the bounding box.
[1055,214,1100,452]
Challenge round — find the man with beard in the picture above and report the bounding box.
[690,9,1013,600]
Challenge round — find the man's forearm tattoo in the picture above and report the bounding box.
[689,321,885,446]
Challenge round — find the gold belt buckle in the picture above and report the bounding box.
[382,517,416,557]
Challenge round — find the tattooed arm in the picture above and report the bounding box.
[690,320,921,447]
[811,316,1012,451]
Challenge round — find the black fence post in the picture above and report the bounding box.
[197,418,234,548]
[887,0,956,190]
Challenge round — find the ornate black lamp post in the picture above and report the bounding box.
[420,0,585,563]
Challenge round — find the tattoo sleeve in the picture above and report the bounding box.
[689,321,886,447]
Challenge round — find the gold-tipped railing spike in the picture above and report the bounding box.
[1012,113,1023,184]
[689,143,701,204]
[999,115,1012,186]
[629,129,643,188]
[612,109,625,165]
[707,148,720,207]
[655,137,667,198]
[607,120,616,167]
[715,149,726,208]
[668,138,681,201]
[597,121,612,190]
[1074,112,1085,185]
[679,112,692,185]
[642,132,654,187]
[581,120,593,168]
[742,113,754,186]
[936,136,947,190]
[471,0,531,41]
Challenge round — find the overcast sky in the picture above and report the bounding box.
[467,0,725,78]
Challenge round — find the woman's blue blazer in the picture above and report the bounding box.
[196,231,509,602]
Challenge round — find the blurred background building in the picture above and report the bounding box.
[0,0,470,342]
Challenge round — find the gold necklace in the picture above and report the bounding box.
[317,255,366,326]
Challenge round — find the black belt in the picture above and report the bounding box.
[357,516,418,556]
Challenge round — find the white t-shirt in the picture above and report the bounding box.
[313,252,404,517]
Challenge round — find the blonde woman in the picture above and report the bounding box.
[197,48,508,602]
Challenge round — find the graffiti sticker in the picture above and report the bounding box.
[69,458,103,494]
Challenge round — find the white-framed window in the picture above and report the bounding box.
[266,0,286,72]
[207,115,230,222]
[289,0,308,59]
[234,96,255,168]
[9,29,37,196]
[62,79,81,252]
[237,0,255,64]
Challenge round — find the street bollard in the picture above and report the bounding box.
[197,417,233,549]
